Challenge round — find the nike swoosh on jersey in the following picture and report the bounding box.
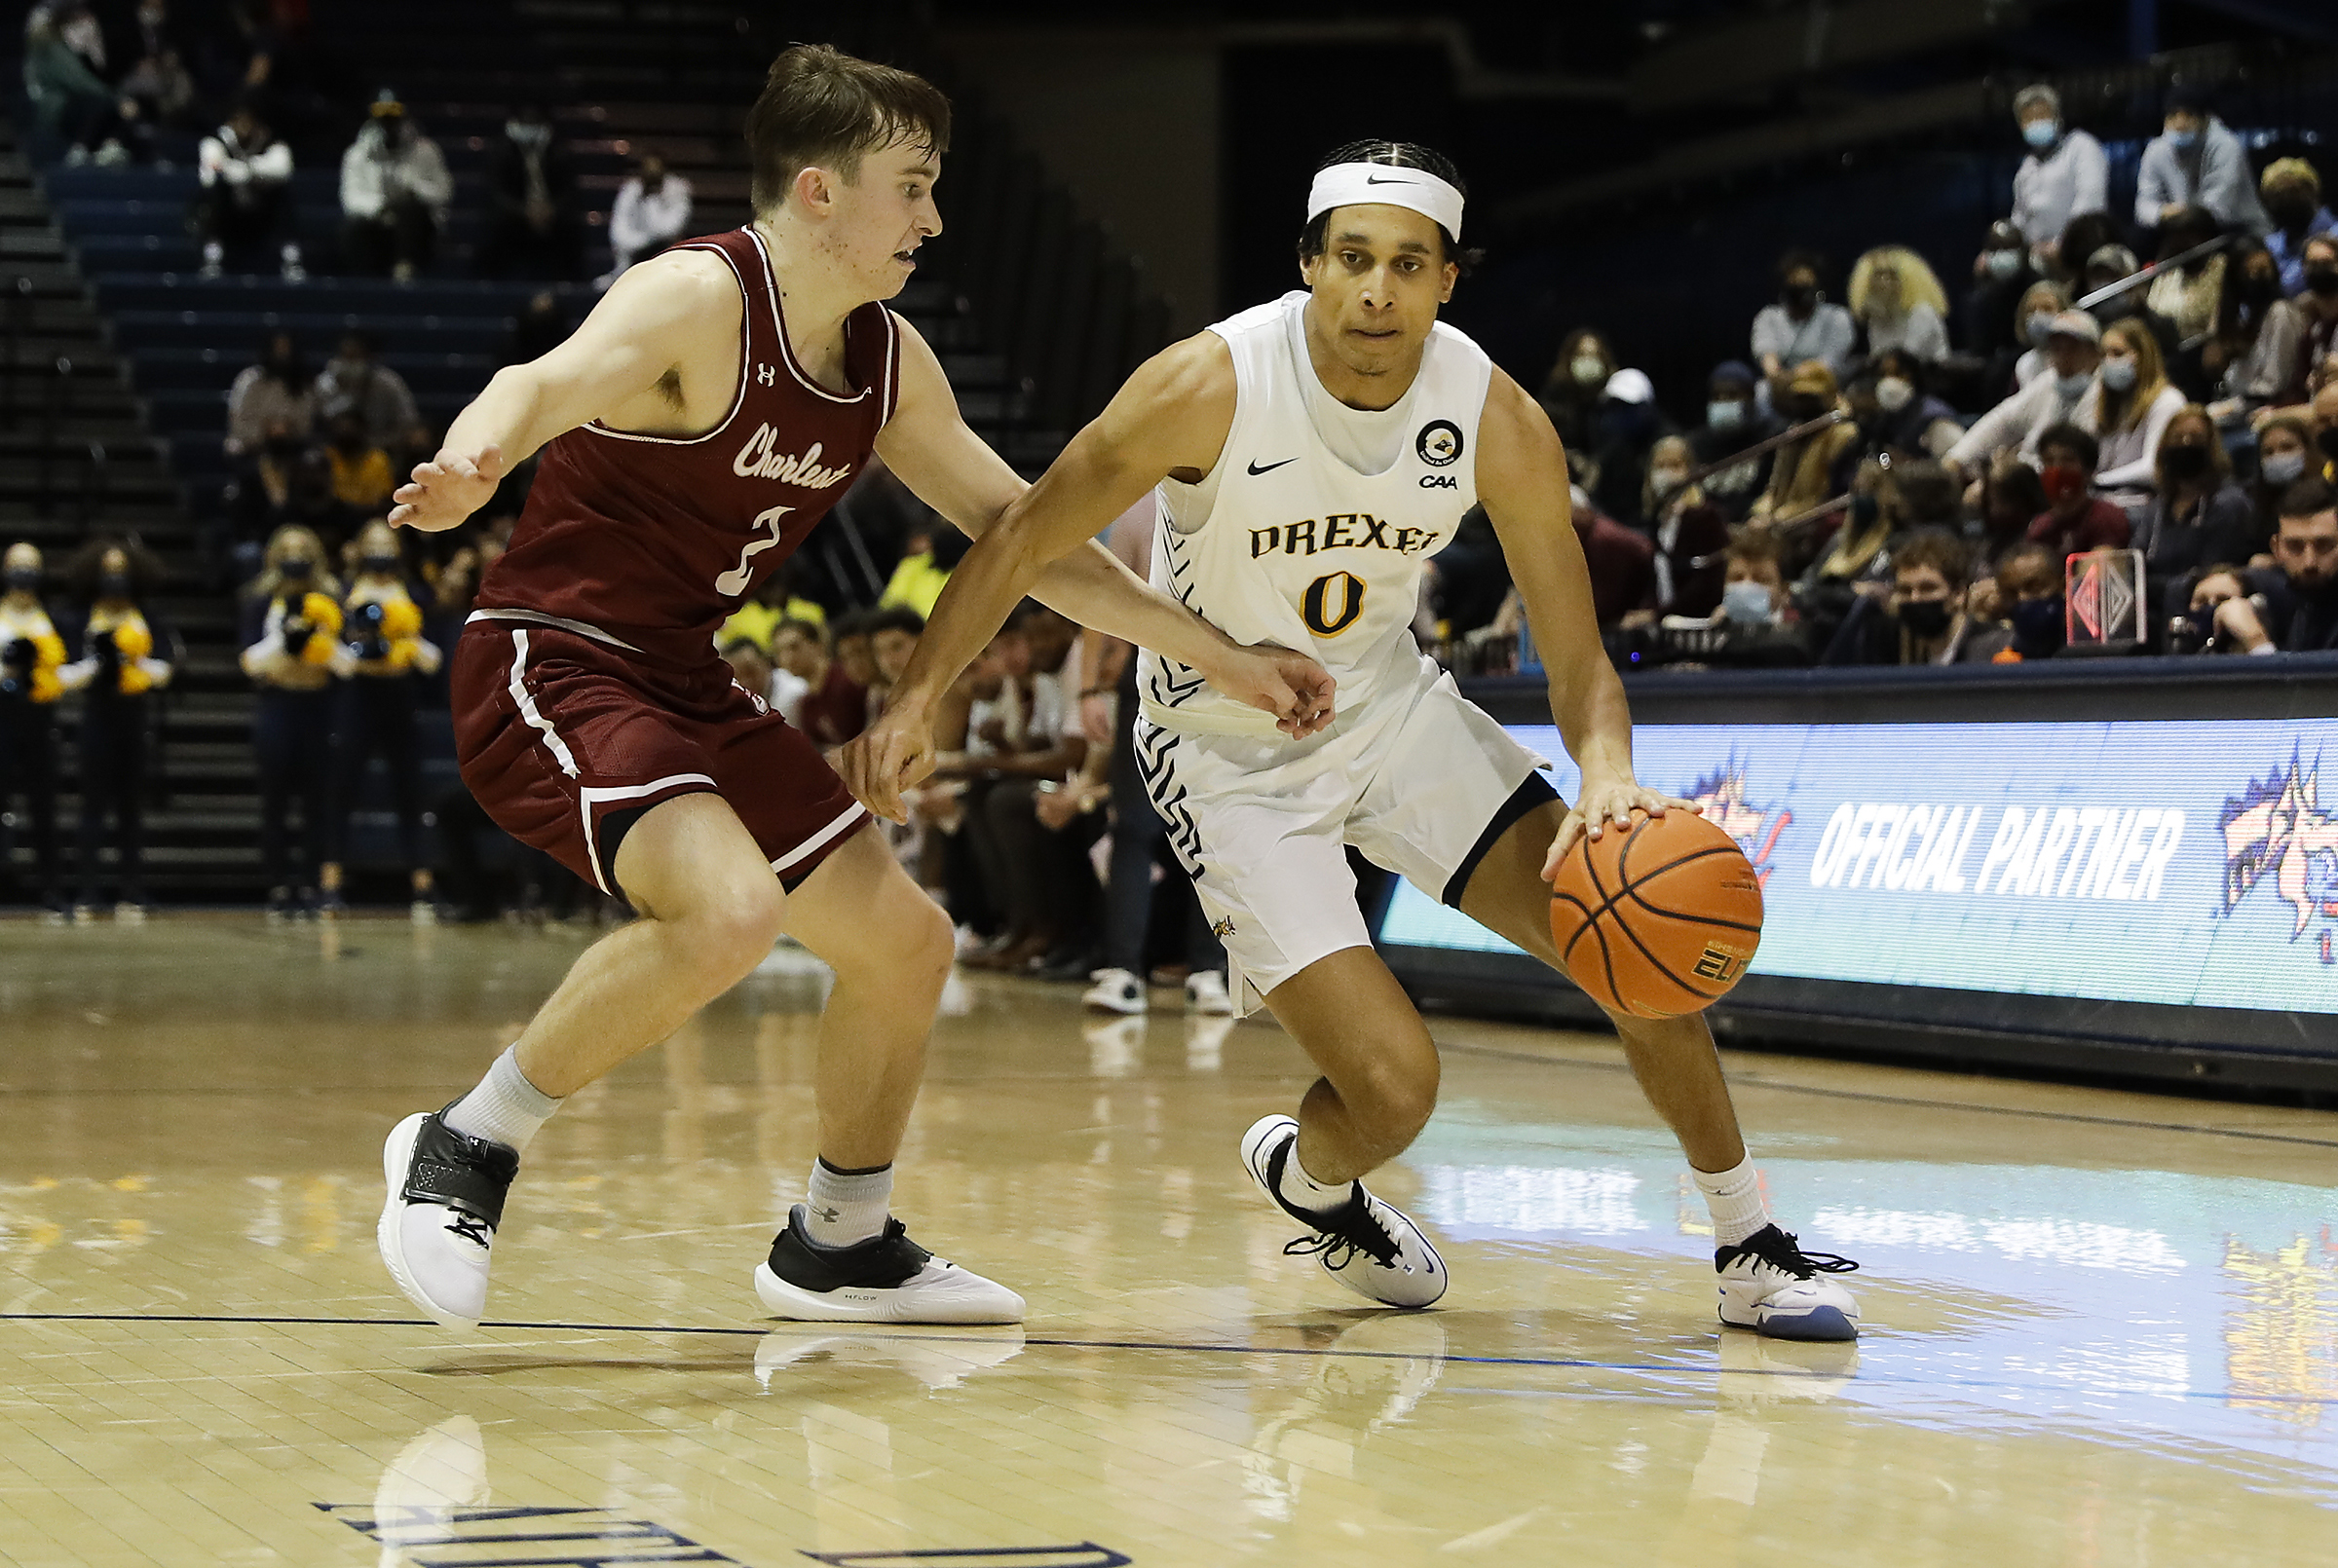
[1246,457,1299,475]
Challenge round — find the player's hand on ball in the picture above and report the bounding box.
[1206,641,1336,737]
[1542,777,1702,882]
[391,444,509,533]
[837,707,937,825]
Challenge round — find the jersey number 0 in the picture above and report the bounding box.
[1302,571,1367,637]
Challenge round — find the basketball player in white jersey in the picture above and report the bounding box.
[845,141,1860,1340]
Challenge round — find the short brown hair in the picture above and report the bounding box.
[1724,531,1782,570]
[1893,528,1970,587]
[746,44,952,213]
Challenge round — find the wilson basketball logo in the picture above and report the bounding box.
[1692,944,1750,984]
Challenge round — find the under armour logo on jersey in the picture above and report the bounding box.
[757,362,776,386]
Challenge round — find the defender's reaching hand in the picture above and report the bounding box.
[1197,642,1338,738]
[392,445,509,533]
[836,704,938,825]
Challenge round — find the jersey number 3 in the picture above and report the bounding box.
[1302,571,1367,637]
[715,504,797,597]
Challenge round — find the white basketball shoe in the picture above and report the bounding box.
[753,1206,1025,1324]
[1240,1114,1446,1309]
[1082,968,1148,1015]
[1715,1224,1861,1341]
[377,1107,518,1330]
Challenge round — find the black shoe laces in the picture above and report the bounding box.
[1742,1226,1859,1279]
[1284,1196,1402,1271]
[445,1212,493,1248]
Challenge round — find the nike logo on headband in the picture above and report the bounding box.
[1364,175,1417,185]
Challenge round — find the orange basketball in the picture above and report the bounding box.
[1548,808,1763,1018]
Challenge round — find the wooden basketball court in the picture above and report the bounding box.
[4,916,2335,1566]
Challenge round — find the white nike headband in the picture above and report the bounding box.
[1306,162,1465,243]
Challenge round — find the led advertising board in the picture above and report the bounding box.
[1378,720,2338,1018]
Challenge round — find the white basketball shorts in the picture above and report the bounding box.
[1133,653,1555,1012]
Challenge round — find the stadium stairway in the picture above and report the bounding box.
[0,113,264,905]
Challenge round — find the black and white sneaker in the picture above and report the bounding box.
[377,1106,518,1330]
[1716,1224,1861,1341]
[753,1206,1025,1324]
[1241,1114,1446,1309]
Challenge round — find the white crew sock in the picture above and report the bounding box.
[804,1158,892,1249]
[1693,1156,1769,1248]
[1276,1142,1355,1215]
[441,1048,561,1155]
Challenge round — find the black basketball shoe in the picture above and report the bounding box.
[754,1206,1025,1324]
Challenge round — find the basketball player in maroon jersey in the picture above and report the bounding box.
[373,46,1332,1330]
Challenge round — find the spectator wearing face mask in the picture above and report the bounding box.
[2006,280,2073,392]
[330,521,441,920]
[2252,415,2319,548]
[196,101,300,280]
[2007,85,2109,269]
[1822,529,2005,666]
[2210,478,2338,653]
[2294,236,2338,384]
[1978,450,2052,560]
[2131,405,2254,604]
[1701,535,1810,667]
[225,331,315,462]
[1748,360,1859,549]
[2078,317,2188,504]
[1791,458,1898,652]
[1853,350,1962,461]
[1684,360,1779,522]
[2137,84,2271,237]
[321,406,396,514]
[1974,541,2070,661]
[1967,219,2042,364]
[0,542,67,914]
[2144,205,2229,350]
[480,103,581,280]
[1946,310,2101,482]
[241,527,352,918]
[599,150,694,289]
[2260,159,2337,296]
[2205,240,2309,427]
[2028,424,2134,557]
[1537,328,1619,453]
[340,91,452,282]
[1754,249,1857,406]
[56,539,174,920]
[1641,436,1729,619]
[1849,246,1951,363]
[314,331,428,468]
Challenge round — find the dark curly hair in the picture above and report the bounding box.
[1297,139,1485,276]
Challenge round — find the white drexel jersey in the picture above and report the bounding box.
[1139,290,1493,737]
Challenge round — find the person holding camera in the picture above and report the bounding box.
[240,525,351,918]
[56,540,174,920]
[334,520,442,920]
[0,542,69,914]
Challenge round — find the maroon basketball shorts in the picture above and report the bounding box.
[451,616,869,901]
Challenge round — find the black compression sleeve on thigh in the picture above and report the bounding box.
[1441,772,1562,908]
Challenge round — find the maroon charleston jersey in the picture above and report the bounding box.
[476,224,901,668]
[452,226,898,898]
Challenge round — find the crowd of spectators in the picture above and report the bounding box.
[23,2,696,287]
[1429,82,2338,676]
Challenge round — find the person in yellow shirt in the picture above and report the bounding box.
[714,560,825,653]
[57,539,174,920]
[0,541,68,914]
[323,405,396,513]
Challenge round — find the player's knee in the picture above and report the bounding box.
[680,875,787,983]
[893,892,956,995]
[1350,1053,1439,1151]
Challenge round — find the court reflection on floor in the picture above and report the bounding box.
[1,918,2334,1567]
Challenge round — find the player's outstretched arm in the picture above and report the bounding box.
[389,252,739,532]
[848,326,1334,820]
[1475,370,1697,877]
